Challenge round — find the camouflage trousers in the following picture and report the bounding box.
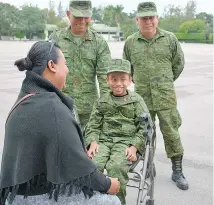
[92,141,131,205]
[78,113,90,131]
[150,108,184,158]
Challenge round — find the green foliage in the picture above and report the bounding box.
[92,7,103,23]
[209,33,213,41]
[184,1,197,20]
[15,32,25,39]
[121,18,138,39]
[0,1,213,43]
[56,20,68,29]
[159,16,184,32]
[175,33,206,40]
[57,1,65,18]
[0,3,20,36]
[102,5,124,27]
[163,4,183,18]
[175,32,213,43]
[20,6,46,39]
[196,12,213,34]
[41,33,46,40]
[179,19,206,33]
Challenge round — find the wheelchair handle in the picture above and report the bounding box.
[139,113,154,143]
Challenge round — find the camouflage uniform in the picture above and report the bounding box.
[85,59,150,205]
[50,0,111,128]
[123,11,184,158]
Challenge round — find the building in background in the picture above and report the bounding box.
[44,24,58,40]
[92,23,123,41]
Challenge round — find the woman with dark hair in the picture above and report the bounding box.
[0,41,121,205]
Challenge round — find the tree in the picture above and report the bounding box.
[160,4,185,32]
[163,4,183,18]
[0,3,20,36]
[120,11,138,39]
[58,1,65,18]
[102,5,124,27]
[179,19,206,33]
[49,0,55,11]
[159,16,183,32]
[15,32,25,40]
[114,5,124,26]
[184,1,197,20]
[20,6,46,39]
[92,7,103,23]
[196,12,213,33]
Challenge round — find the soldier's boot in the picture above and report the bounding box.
[171,155,189,190]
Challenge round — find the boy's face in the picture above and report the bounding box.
[106,72,132,96]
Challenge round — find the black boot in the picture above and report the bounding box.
[171,155,189,190]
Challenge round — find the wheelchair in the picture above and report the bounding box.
[127,113,155,205]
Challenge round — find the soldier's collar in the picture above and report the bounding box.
[62,27,93,41]
[137,27,165,40]
[99,90,137,105]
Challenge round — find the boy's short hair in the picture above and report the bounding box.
[106,59,131,75]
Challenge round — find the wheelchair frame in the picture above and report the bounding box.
[127,113,155,205]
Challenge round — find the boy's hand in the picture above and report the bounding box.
[125,146,137,162]
[87,141,99,159]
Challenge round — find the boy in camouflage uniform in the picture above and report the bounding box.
[85,59,151,205]
[50,0,111,128]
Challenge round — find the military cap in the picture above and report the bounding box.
[137,2,158,17]
[69,0,92,17]
[107,59,131,75]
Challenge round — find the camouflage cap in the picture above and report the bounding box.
[137,2,158,17]
[107,59,131,75]
[69,0,92,17]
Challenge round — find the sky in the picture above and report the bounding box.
[1,0,214,15]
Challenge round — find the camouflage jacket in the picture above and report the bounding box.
[85,91,150,152]
[50,27,111,115]
[123,28,184,111]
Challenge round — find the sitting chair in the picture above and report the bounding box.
[127,113,155,205]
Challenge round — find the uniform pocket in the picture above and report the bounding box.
[171,109,182,128]
[118,104,135,119]
[131,51,143,65]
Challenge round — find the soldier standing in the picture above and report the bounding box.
[123,2,189,190]
[50,0,111,128]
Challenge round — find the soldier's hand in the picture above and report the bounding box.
[125,146,137,162]
[87,141,99,159]
[107,177,120,195]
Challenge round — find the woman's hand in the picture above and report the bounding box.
[107,177,120,195]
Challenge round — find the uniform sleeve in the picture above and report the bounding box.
[123,40,131,62]
[132,96,150,152]
[171,35,185,81]
[85,100,103,147]
[123,40,134,77]
[96,37,111,96]
[88,171,111,192]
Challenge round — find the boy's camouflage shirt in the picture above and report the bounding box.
[85,91,150,152]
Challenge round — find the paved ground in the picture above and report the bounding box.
[0,41,213,205]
